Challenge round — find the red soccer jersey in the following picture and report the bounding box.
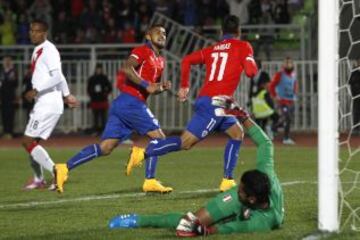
[181,38,257,97]
[121,44,165,101]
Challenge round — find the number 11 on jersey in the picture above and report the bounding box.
[209,52,228,81]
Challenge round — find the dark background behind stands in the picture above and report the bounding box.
[0,0,306,45]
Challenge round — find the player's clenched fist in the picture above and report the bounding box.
[64,94,79,108]
[177,87,189,102]
[176,212,215,237]
[24,89,38,102]
[145,82,162,94]
[161,80,172,91]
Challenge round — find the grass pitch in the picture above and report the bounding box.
[0,146,359,240]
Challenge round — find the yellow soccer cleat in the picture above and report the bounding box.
[219,178,236,192]
[125,146,145,176]
[54,163,69,193]
[142,179,173,193]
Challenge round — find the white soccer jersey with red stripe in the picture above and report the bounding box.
[31,40,64,114]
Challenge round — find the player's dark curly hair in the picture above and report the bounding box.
[148,23,166,32]
[241,169,271,206]
[31,19,49,32]
[222,15,240,35]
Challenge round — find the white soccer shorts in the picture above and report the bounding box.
[24,111,61,140]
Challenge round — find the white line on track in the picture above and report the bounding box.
[0,181,313,209]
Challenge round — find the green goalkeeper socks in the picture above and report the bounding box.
[138,213,183,228]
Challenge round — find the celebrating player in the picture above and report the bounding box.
[127,15,258,192]
[22,19,78,190]
[54,24,173,193]
[109,111,284,236]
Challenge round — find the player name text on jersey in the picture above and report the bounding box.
[214,43,231,51]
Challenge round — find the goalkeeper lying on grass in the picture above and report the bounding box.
[109,105,284,237]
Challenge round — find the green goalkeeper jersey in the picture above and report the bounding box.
[205,124,284,234]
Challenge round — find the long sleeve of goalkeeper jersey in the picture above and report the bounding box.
[180,49,205,88]
[216,210,273,234]
[246,123,275,177]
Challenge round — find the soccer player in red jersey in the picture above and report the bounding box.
[54,24,173,193]
[127,15,258,192]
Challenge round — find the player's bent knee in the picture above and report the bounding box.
[180,131,199,150]
[181,138,197,150]
[181,143,193,150]
[227,125,244,141]
[22,137,36,150]
[100,142,116,156]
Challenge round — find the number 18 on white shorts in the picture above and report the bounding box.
[25,111,61,140]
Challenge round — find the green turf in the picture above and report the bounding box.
[0,147,359,240]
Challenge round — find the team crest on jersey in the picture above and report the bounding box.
[222,194,232,203]
[242,208,251,220]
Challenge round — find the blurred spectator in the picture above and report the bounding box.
[269,57,297,145]
[249,59,278,139]
[226,0,251,25]
[122,21,136,43]
[0,56,18,138]
[115,0,135,28]
[198,0,217,26]
[14,0,28,15]
[288,0,304,12]
[21,64,34,119]
[70,0,84,18]
[273,0,290,24]
[0,0,301,44]
[28,0,52,36]
[103,17,117,43]
[248,0,262,24]
[154,0,175,18]
[52,0,70,15]
[74,29,85,43]
[102,0,114,23]
[135,0,152,34]
[0,9,16,45]
[85,26,101,43]
[179,0,198,26]
[138,15,150,40]
[215,0,230,23]
[16,13,30,44]
[53,10,71,43]
[254,10,275,60]
[87,64,112,135]
[349,59,360,135]
[80,0,102,30]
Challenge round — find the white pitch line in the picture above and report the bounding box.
[0,181,311,209]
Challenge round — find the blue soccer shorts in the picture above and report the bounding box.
[186,96,238,139]
[101,93,160,141]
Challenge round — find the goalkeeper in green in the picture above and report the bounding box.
[109,110,284,236]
